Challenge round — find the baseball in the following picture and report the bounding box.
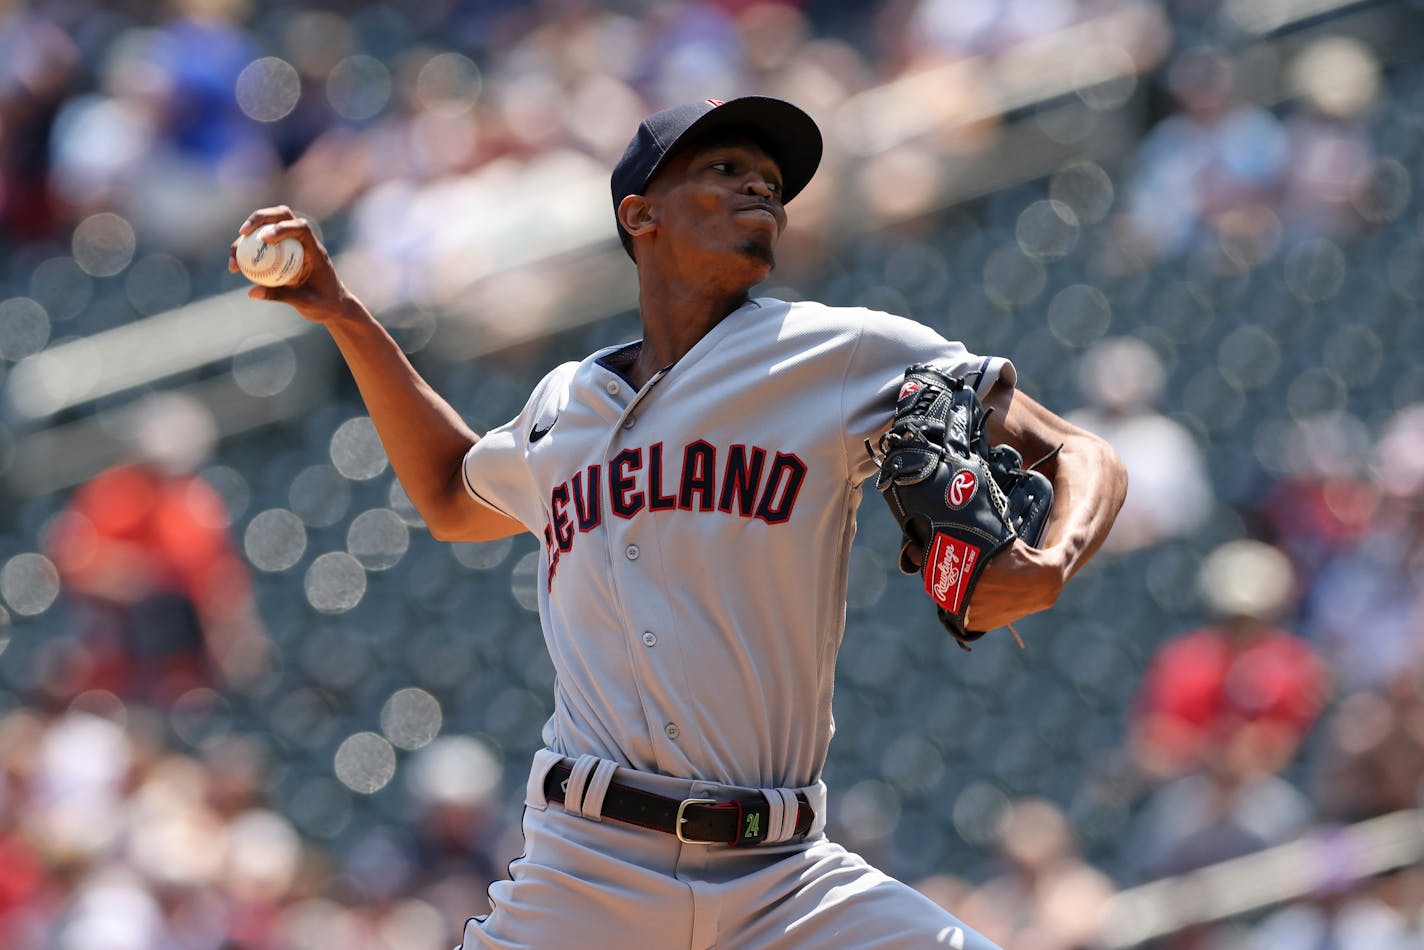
[235,224,306,287]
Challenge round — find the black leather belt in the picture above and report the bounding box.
[544,762,814,847]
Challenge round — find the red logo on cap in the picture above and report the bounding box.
[706,99,724,107]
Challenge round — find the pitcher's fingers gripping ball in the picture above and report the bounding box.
[868,364,1055,650]
[234,223,306,287]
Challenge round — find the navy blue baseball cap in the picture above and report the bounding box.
[610,96,823,258]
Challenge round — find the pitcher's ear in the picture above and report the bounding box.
[618,194,655,239]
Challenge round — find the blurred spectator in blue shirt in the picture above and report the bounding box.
[1304,404,1424,694]
[49,0,280,257]
[1123,45,1288,266]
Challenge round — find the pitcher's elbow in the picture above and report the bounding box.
[1101,439,1129,510]
[425,519,460,543]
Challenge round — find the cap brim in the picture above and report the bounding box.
[654,96,823,204]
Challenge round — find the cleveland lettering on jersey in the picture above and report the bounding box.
[542,439,807,589]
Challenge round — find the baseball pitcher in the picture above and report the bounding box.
[231,96,1127,949]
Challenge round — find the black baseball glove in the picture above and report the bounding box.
[867,364,1055,650]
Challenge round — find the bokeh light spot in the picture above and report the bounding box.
[169,687,231,747]
[289,465,350,527]
[382,307,438,355]
[982,245,1046,308]
[1,553,60,616]
[1352,158,1411,223]
[347,508,409,571]
[71,212,136,277]
[387,479,424,527]
[380,687,442,751]
[330,417,388,480]
[1049,162,1115,225]
[236,57,302,123]
[1016,200,1080,260]
[409,735,502,808]
[29,257,92,322]
[232,336,297,398]
[880,734,945,796]
[304,551,367,613]
[510,550,540,611]
[288,778,352,839]
[952,781,1010,846]
[452,537,514,571]
[1182,367,1245,433]
[244,509,308,573]
[334,732,396,794]
[415,52,482,116]
[838,779,901,843]
[1046,284,1112,346]
[1075,44,1137,111]
[1217,326,1281,390]
[268,687,338,750]
[0,298,51,361]
[327,54,391,121]
[125,253,192,316]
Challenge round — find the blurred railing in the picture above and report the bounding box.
[1101,809,1424,946]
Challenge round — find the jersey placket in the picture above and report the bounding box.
[596,366,694,773]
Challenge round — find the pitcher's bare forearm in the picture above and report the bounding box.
[228,207,523,543]
[322,299,524,541]
[964,383,1128,630]
[985,384,1126,576]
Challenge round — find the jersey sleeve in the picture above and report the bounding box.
[842,310,1016,483]
[461,363,576,531]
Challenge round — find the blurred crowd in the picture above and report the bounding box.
[0,702,514,949]
[906,390,1424,949]
[2,0,1424,948]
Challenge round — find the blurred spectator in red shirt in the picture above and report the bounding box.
[44,393,267,707]
[1131,539,1330,781]
[1259,412,1378,593]
[0,9,79,240]
[1124,540,1331,881]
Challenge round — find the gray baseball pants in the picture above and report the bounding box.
[457,749,999,949]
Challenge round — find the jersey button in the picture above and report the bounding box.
[605,380,620,395]
[664,723,680,740]
[641,631,657,647]
[622,415,636,429]
[625,544,640,560]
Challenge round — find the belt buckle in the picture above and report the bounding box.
[675,797,719,844]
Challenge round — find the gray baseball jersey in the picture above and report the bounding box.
[458,297,1010,948]
[463,297,1012,789]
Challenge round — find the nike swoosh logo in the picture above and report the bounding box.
[529,417,557,443]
